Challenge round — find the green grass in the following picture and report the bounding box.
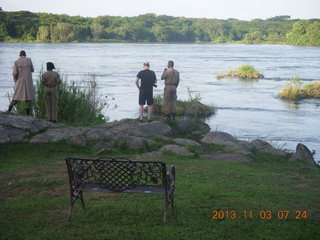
[0,143,319,240]
[279,78,320,100]
[223,64,264,79]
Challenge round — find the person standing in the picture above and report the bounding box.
[42,62,61,123]
[7,50,35,116]
[161,60,180,120]
[135,62,157,123]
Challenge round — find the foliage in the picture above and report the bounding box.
[0,11,319,45]
[303,82,320,98]
[224,64,264,79]
[279,78,320,100]
[286,20,320,46]
[0,142,320,239]
[11,72,107,125]
[216,73,224,80]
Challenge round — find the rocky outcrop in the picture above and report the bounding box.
[0,112,317,165]
[201,131,254,156]
[173,138,200,146]
[30,127,89,143]
[112,120,172,137]
[0,113,62,143]
[290,143,318,168]
[251,139,288,158]
[175,119,210,135]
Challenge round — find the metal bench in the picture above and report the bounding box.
[65,156,176,223]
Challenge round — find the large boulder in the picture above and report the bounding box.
[173,138,200,146]
[251,139,288,158]
[0,112,63,143]
[85,128,125,141]
[159,144,194,156]
[290,143,318,167]
[201,131,254,156]
[0,125,29,143]
[113,121,172,137]
[30,126,89,143]
[114,136,156,151]
[201,131,237,145]
[175,119,210,135]
[0,112,62,133]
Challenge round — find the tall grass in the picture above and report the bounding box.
[224,64,264,79]
[279,78,320,100]
[12,72,107,126]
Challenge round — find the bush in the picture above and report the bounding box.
[12,72,107,126]
[279,78,320,100]
[224,64,264,79]
[278,78,303,100]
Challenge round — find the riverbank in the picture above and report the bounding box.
[0,113,319,239]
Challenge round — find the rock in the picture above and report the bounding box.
[140,151,161,158]
[159,144,194,156]
[30,126,89,143]
[0,112,62,133]
[85,128,125,141]
[201,154,252,162]
[201,131,254,156]
[68,136,88,147]
[175,119,210,135]
[0,127,29,143]
[251,139,288,157]
[201,131,237,145]
[173,138,200,146]
[93,141,113,153]
[114,136,155,151]
[113,121,172,137]
[152,135,171,142]
[290,143,318,167]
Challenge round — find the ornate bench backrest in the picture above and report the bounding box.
[66,157,167,192]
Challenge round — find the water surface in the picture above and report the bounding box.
[0,43,319,162]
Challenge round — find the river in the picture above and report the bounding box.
[0,43,319,162]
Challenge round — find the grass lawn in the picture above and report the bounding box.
[0,143,319,240]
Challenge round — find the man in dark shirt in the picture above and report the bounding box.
[135,62,157,123]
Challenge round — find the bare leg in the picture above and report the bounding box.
[139,105,144,120]
[147,105,153,120]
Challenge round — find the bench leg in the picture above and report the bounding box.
[68,189,85,219]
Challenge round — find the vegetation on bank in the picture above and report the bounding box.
[0,10,319,45]
[217,64,264,80]
[10,72,107,125]
[151,88,215,118]
[279,78,320,100]
[0,140,319,240]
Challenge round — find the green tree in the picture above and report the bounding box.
[37,25,50,41]
[90,23,103,40]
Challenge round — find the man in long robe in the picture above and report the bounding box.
[7,50,35,116]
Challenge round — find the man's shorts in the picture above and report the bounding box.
[139,89,153,105]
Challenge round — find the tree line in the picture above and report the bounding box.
[0,10,319,45]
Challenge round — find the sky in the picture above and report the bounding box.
[1,0,320,20]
